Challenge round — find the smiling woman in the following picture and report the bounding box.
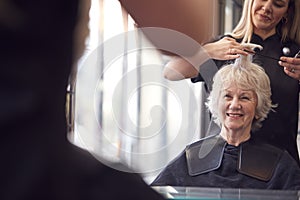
[151,51,300,190]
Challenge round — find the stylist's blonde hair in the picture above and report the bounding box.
[231,0,300,45]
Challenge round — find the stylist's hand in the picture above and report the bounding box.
[279,56,300,80]
[203,37,248,60]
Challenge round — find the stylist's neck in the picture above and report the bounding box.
[254,28,276,41]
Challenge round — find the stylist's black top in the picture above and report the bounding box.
[192,33,300,165]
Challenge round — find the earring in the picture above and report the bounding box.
[282,17,288,24]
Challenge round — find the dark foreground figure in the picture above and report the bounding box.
[0,1,164,199]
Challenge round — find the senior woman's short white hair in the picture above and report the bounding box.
[206,58,276,131]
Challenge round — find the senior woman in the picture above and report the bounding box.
[151,53,300,190]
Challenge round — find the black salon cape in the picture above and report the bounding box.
[151,136,300,190]
[192,33,300,165]
[0,1,164,200]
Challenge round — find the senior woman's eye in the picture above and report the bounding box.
[240,96,250,100]
[223,94,232,99]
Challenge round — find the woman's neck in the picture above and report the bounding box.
[220,129,251,146]
[253,28,276,41]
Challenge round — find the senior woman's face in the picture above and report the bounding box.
[251,0,289,35]
[218,84,257,133]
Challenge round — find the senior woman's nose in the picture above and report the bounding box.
[229,97,241,110]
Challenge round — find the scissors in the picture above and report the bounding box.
[244,48,300,61]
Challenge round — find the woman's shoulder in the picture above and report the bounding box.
[205,34,238,44]
[185,134,226,176]
[186,134,224,149]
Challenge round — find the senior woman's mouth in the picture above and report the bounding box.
[226,113,243,118]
